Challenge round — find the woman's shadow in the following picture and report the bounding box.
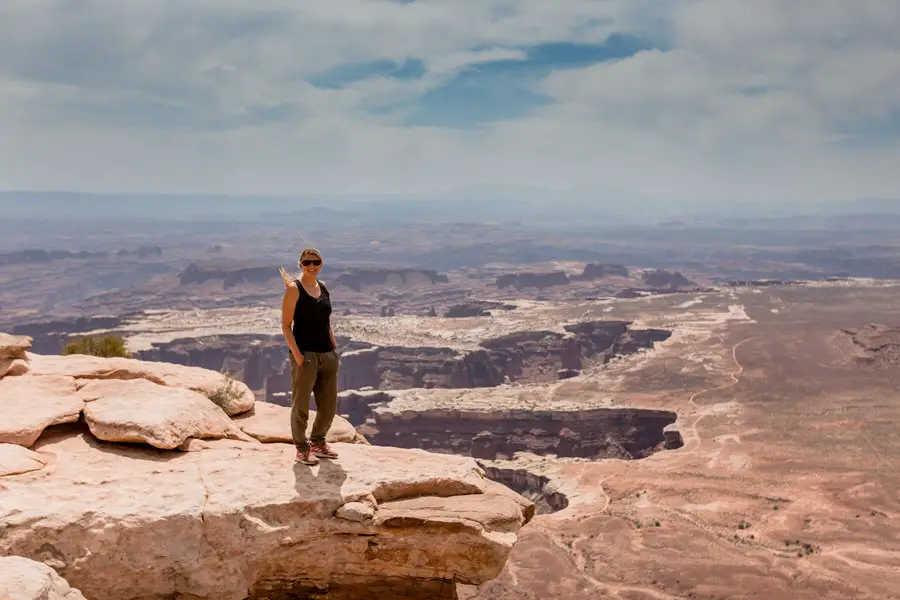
[290,454,349,515]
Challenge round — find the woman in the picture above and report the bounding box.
[280,248,340,465]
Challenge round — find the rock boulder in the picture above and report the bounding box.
[25,353,254,416]
[78,378,252,450]
[0,556,87,600]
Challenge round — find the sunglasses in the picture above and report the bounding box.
[300,259,322,267]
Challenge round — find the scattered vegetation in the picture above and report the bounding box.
[737,520,751,530]
[784,539,819,557]
[207,371,243,410]
[62,335,132,358]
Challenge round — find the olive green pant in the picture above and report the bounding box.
[289,350,340,451]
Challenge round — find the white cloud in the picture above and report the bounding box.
[0,0,898,201]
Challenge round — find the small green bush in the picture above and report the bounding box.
[63,335,132,359]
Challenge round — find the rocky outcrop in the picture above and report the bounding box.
[477,464,569,515]
[495,272,570,290]
[178,261,279,288]
[25,353,255,416]
[1,434,532,600]
[334,268,449,291]
[0,249,107,266]
[0,556,87,600]
[0,345,533,600]
[641,269,695,289]
[842,323,900,367]
[444,301,516,318]
[572,263,629,280]
[361,406,680,461]
[133,322,670,403]
[1,333,33,378]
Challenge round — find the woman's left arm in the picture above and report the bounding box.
[329,325,337,350]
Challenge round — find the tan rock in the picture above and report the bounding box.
[26,353,254,416]
[0,556,87,600]
[0,444,47,477]
[0,431,532,600]
[233,401,368,445]
[0,357,30,378]
[0,333,32,360]
[78,379,252,450]
[0,376,83,447]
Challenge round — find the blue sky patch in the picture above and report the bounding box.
[308,58,426,89]
[400,33,655,128]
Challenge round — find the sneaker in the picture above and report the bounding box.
[311,443,338,459]
[296,448,319,465]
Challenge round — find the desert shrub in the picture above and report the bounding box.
[63,335,133,358]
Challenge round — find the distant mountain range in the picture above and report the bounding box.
[1,187,897,225]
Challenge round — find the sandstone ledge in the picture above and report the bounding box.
[0,429,533,600]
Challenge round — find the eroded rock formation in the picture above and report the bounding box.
[360,405,680,461]
[573,263,629,280]
[135,321,671,403]
[496,272,570,290]
[444,301,516,318]
[477,464,569,515]
[842,323,900,367]
[641,269,695,289]
[0,343,533,600]
[178,261,279,288]
[334,268,449,291]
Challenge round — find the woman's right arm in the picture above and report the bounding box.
[281,282,303,364]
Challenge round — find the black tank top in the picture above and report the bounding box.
[291,279,335,352]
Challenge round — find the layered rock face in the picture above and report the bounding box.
[477,465,569,516]
[361,406,681,461]
[135,321,671,402]
[0,341,533,600]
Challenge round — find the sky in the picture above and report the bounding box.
[0,0,898,202]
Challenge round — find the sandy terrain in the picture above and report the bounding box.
[459,283,900,599]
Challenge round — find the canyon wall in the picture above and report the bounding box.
[359,406,682,461]
[135,321,671,402]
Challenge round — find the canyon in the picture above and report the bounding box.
[130,320,671,404]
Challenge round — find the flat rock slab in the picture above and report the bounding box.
[234,401,367,445]
[79,379,251,450]
[26,353,254,416]
[0,443,48,477]
[0,431,532,600]
[0,333,32,360]
[0,556,87,600]
[0,376,83,447]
